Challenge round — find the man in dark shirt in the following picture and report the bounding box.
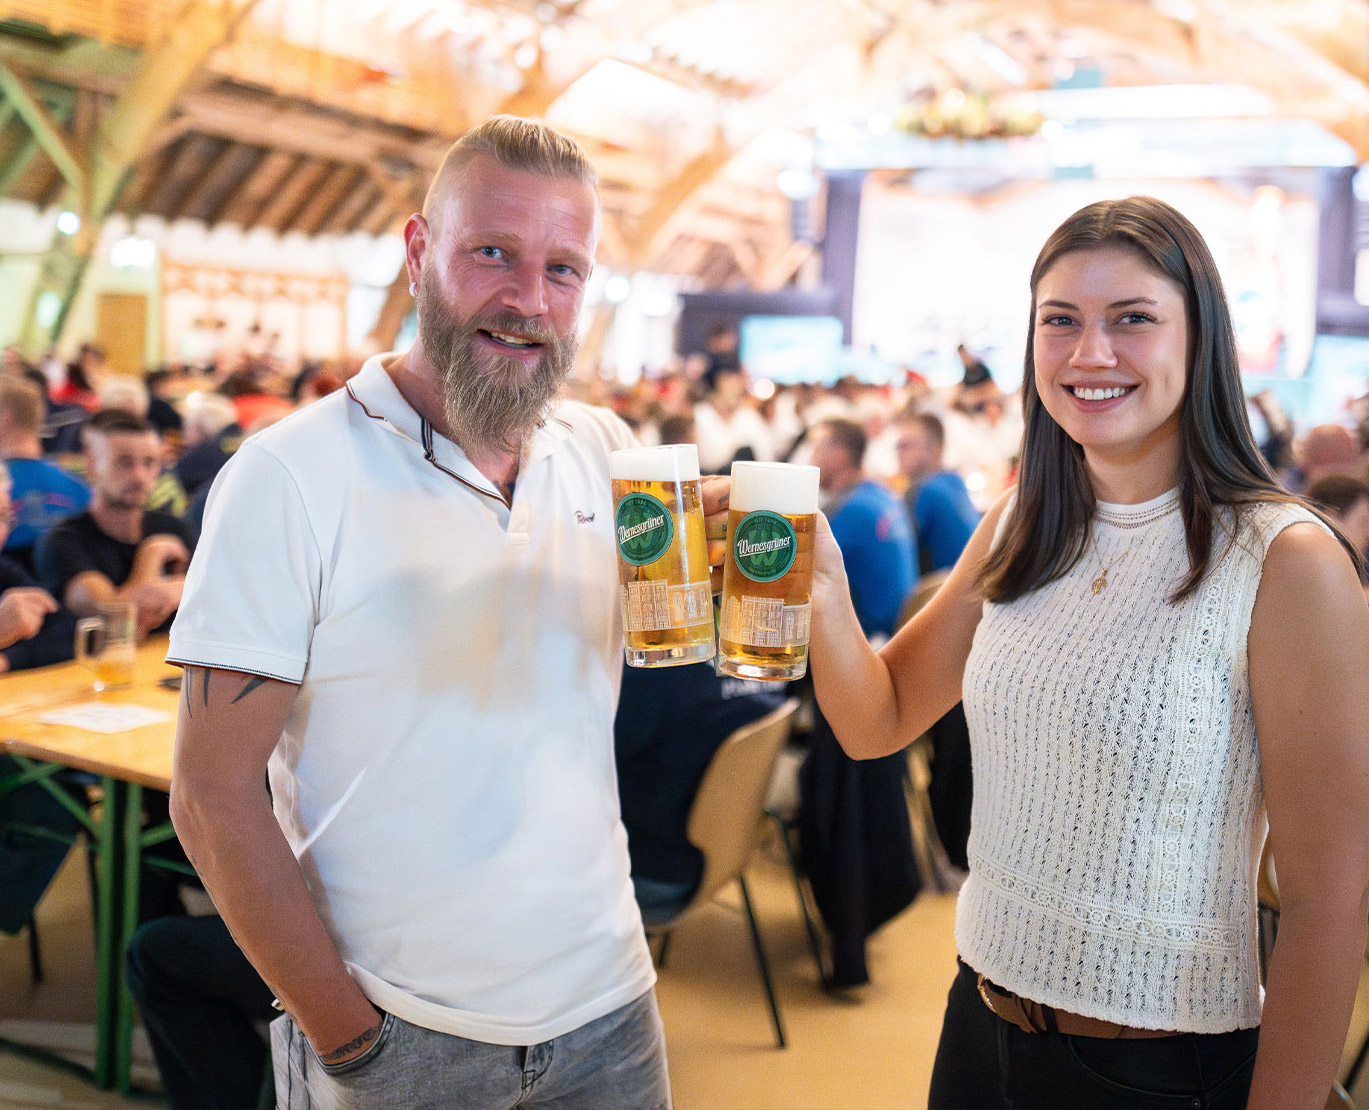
[614,661,786,925]
[35,410,193,638]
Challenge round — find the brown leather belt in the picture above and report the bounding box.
[976,974,1178,1040]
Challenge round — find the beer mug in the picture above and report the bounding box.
[718,461,820,681]
[611,444,716,668]
[75,600,136,692]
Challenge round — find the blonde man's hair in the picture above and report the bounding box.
[0,375,44,433]
[423,115,597,225]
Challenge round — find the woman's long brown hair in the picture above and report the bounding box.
[981,196,1361,604]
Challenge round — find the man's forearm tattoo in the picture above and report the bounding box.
[230,676,268,704]
[318,1021,382,1064]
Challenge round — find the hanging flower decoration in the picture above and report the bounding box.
[896,88,1044,140]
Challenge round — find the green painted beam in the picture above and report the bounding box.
[0,60,86,197]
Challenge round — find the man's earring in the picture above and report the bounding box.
[409,281,418,296]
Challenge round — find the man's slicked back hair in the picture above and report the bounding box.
[423,115,597,225]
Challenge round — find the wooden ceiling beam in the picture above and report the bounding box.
[183,142,266,225]
[759,239,814,291]
[293,164,366,236]
[257,157,333,233]
[87,0,265,221]
[119,138,180,218]
[630,137,737,268]
[363,163,426,218]
[218,148,300,229]
[366,268,416,352]
[322,178,381,237]
[141,135,217,219]
[363,195,407,237]
[167,138,235,221]
[176,86,448,174]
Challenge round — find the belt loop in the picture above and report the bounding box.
[1040,1002,1059,1036]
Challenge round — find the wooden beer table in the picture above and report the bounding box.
[0,637,184,1093]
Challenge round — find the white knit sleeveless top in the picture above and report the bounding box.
[958,487,1324,1032]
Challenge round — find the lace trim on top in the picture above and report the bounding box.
[1095,486,1182,529]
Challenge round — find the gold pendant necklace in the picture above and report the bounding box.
[1090,541,1133,595]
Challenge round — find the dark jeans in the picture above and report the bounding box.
[125,914,278,1110]
[928,959,1259,1110]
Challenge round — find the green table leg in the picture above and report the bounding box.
[92,776,121,1089]
[116,781,144,1094]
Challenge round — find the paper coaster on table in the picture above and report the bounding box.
[39,702,172,734]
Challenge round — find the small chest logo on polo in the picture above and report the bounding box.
[733,510,796,582]
[616,492,673,565]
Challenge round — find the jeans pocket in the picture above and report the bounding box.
[1064,1035,1205,1107]
[315,1011,396,1078]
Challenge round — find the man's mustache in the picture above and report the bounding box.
[464,314,561,349]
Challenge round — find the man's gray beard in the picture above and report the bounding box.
[419,279,576,459]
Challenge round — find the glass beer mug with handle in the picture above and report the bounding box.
[74,600,137,692]
[610,444,716,667]
[718,461,820,681]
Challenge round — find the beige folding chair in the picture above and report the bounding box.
[895,568,951,632]
[648,698,800,1048]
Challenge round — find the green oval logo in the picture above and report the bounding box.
[616,492,674,566]
[733,510,797,582]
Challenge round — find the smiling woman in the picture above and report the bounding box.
[805,196,1369,1110]
[1031,244,1190,497]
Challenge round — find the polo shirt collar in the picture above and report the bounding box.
[346,354,574,496]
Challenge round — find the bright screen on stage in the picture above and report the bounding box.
[739,315,845,384]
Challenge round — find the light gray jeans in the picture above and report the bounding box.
[271,990,671,1110]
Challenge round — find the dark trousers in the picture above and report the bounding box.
[926,704,972,872]
[124,914,278,1110]
[928,960,1259,1110]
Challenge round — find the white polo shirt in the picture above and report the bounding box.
[168,356,655,1044]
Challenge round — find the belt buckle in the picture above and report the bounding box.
[975,973,994,1010]
[977,974,1040,1035]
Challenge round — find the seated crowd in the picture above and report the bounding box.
[4,332,1369,1107]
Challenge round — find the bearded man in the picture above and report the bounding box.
[168,118,704,1109]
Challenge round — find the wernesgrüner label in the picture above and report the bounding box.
[616,492,674,566]
[733,510,797,582]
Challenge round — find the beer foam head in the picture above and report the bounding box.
[730,461,820,515]
[609,443,701,482]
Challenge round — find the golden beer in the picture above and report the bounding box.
[718,462,820,681]
[74,601,136,691]
[94,645,136,691]
[610,445,715,667]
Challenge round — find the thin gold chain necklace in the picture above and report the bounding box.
[1089,541,1133,595]
[1087,497,1181,596]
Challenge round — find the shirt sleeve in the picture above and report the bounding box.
[166,441,322,683]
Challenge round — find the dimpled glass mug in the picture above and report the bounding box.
[717,461,820,681]
[610,444,716,667]
[75,600,137,692]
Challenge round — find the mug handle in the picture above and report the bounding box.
[74,617,101,668]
